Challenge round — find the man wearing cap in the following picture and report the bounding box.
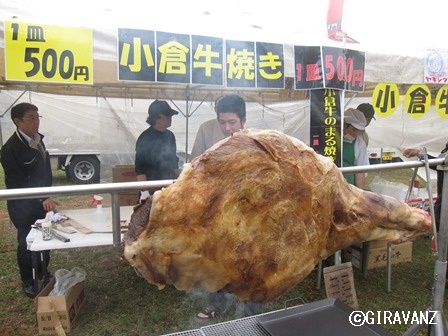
[135,100,179,196]
[356,103,375,146]
[342,108,369,189]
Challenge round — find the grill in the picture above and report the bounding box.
[164,298,393,336]
[164,316,270,336]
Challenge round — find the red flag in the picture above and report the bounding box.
[327,0,359,43]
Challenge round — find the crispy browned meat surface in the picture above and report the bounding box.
[123,129,431,303]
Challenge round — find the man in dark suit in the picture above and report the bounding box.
[1,102,58,298]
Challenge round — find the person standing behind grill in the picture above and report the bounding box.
[342,108,369,189]
[0,102,58,298]
[190,119,224,159]
[356,103,376,147]
[194,94,262,322]
[190,94,247,160]
[135,100,180,198]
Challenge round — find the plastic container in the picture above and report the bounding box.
[42,212,52,240]
[92,195,107,223]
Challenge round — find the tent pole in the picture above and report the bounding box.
[0,90,28,147]
[405,154,448,335]
[185,91,190,162]
[428,154,448,335]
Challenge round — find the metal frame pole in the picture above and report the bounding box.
[405,153,448,335]
[428,154,448,335]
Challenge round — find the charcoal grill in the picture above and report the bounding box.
[164,298,392,336]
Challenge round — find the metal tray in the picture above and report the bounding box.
[256,298,393,336]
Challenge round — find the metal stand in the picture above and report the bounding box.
[31,250,50,297]
[384,149,438,293]
[405,153,448,335]
[316,251,342,289]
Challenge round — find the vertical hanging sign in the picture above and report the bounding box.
[310,89,342,167]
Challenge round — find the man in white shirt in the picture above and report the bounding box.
[194,95,263,321]
[190,94,246,160]
[190,119,224,158]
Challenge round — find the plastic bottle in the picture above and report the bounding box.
[91,195,107,223]
[42,212,53,240]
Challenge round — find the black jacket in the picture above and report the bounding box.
[0,130,52,224]
[1,130,52,189]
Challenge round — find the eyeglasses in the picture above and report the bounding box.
[21,115,42,122]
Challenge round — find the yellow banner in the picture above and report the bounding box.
[4,20,93,84]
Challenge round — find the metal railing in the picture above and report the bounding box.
[0,158,445,247]
[1,156,446,334]
[0,180,174,247]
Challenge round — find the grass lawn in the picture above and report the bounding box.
[0,166,446,336]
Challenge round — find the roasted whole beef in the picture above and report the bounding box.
[123,129,431,303]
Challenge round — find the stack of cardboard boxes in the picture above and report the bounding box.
[35,278,86,335]
[112,165,139,206]
[343,241,413,271]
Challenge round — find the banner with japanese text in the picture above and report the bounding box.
[225,40,256,88]
[118,28,284,88]
[309,89,342,167]
[3,20,372,94]
[4,20,93,84]
[192,35,223,86]
[372,83,448,119]
[118,28,156,82]
[294,46,365,92]
[293,46,323,90]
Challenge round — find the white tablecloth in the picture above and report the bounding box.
[27,206,134,251]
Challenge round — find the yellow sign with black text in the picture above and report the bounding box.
[4,20,93,84]
[372,83,399,117]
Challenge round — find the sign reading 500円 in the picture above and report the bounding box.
[5,21,93,84]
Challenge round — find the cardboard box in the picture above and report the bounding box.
[406,196,438,212]
[344,241,413,270]
[119,192,139,206]
[35,277,86,335]
[364,240,388,249]
[113,165,139,206]
[112,165,137,182]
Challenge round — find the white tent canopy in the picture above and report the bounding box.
[2,0,448,57]
[1,0,447,97]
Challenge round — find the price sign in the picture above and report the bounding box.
[322,46,365,92]
[294,46,365,92]
[4,20,93,84]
